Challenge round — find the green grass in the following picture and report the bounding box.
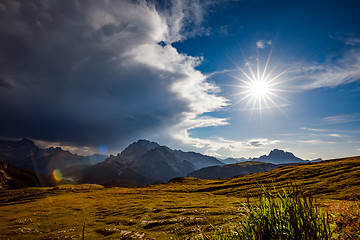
[0,156,359,239]
[198,184,333,239]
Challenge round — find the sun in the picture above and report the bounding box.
[249,80,270,97]
[228,44,292,115]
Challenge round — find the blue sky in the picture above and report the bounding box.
[0,0,359,160]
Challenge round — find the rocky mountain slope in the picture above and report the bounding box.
[108,140,224,181]
[0,159,52,189]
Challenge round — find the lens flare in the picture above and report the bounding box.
[52,169,63,182]
[99,145,108,155]
[90,154,97,164]
[228,42,294,117]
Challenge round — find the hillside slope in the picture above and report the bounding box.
[166,156,360,200]
[187,161,278,179]
[0,159,52,189]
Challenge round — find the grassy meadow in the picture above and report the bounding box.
[0,156,360,239]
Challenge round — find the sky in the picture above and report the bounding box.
[0,0,360,160]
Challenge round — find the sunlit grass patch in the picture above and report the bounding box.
[199,184,332,239]
[1,156,360,239]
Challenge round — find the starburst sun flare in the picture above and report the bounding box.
[229,46,291,115]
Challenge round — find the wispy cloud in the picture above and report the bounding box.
[344,38,360,46]
[298,140,337,145]
[300,127,329,132]
[287,49,360,90]
[323,114,360,124]
[331,34,360,47]
[300,127,349,139]
[328,133,344,138]
[206,68,237,77]
[161,0,215,42]
[168,118,282,157]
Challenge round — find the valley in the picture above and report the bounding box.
[0,155,359,239]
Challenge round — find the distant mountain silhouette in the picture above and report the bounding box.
[187,161,278,179]
[173,150,223,170]
[221,157,249,165]
[63,157,157,187]
[0,159,52,189]
[251,149,316,164]
[0,139,107,175]
[0,139,322,188]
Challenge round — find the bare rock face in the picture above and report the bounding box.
[117,139,160,165]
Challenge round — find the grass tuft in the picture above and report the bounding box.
[201,184,332,239]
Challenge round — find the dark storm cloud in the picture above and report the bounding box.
[0,0,227,150]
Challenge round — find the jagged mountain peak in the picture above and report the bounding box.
[268,149,296,158]
[120,139,160,159]
[255,149,303,164]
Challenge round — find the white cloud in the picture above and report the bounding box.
[331,34,360,46]
[329,133,343,138]
[298,140,336,145]
[256,39,272,49]
[344,38,360,46]
[34,139,98,156]
[0,0,229,151]
[300,127,329,132]
[160,0,212,43]
[248,138,279,147]
[256,40,265,49]
[323,114,360,124]
[287,49,360,90]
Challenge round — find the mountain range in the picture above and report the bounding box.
[0,138,321,188]
[222,149,321,165]
[0,138,107,175]
[98,140,224,182]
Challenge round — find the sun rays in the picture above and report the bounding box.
[227,43,293,118]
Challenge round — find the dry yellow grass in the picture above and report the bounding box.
[0,156,359,239]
